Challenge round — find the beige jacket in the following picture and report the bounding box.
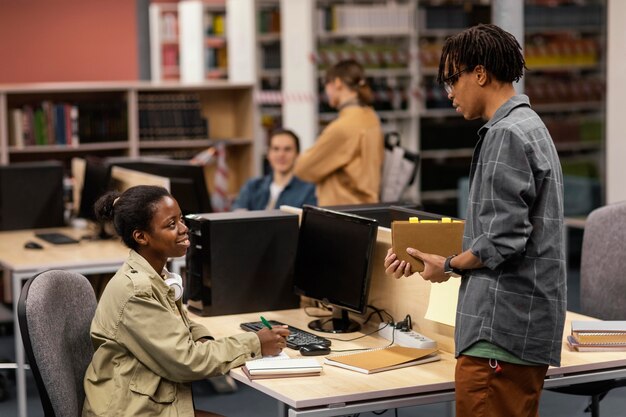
[82,250,260,417]
[294,105,384,206]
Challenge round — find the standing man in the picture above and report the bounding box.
[384,24,566,417]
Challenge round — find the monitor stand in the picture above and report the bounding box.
[308,307,360,334]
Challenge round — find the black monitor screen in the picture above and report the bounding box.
[293,206,378,333]
[323,202,420,228]
[107,157,212,215]
[78,157,111,221]
[0,161,65,231]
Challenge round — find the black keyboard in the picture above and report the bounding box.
[240,320,331,350]
[34,232,79,245]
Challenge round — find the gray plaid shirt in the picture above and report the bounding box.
[456,95,566,366]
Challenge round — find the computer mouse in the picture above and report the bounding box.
[24,241,43,250]
[299,344,331,356]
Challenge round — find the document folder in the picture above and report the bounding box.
[391,219,464,272]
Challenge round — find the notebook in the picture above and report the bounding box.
[567,335,626,352]
[324,345,439,374]
[243,357,322,380]
[571,320,626,345]
[391,219,464,272]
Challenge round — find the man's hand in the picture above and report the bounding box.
[384,248,412,278]
[406,248,450,283]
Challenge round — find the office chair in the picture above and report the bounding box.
[18,270,97,417]
[548,201,626,417]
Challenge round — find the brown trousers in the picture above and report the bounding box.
[455,355,549,417]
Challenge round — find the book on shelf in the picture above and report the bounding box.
[567,335,626,352]
[324,345,439,375]
[571,320,626,345]
[242,357,322,380]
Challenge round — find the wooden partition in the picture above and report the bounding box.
[280,205,456,354]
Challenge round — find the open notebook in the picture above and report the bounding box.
[324,345,439,374]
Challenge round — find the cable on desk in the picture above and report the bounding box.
[324,322,395,353]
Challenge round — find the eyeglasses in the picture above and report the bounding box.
[443,68,469,95]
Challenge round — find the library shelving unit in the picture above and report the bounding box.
[0,81,257,196]
[416,1,491,214]
[315,0,419,140]
[149,2,181,81]
[416,0,606,216]
[524,0,605,215]
[256,0,282,152]
[150,0,228,83]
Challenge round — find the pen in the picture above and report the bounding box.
[260,316,273,329]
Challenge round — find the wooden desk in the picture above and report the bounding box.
[0,227,128,417]
[191,309,626,417]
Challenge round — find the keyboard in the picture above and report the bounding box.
[240,320,331,350]
[34,232,79,245]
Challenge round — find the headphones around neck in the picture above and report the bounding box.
[163,269,184,301]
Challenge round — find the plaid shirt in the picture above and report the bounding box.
[456,95,566,366]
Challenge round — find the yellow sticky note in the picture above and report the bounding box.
[442,217,452,223]
[409,217,419,223]
[420,220,439,223]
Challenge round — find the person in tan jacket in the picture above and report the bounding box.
[294,59,384,206]
[82,185,289,417]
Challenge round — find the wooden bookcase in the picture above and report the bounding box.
[0,80,257,196]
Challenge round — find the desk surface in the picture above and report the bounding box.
[0,227,128,272]
[190,309,626,411]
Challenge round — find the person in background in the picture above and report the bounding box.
[293,59,384,206]
[83,185,289,417]
[384,24,565,417]
[232,128,316,210]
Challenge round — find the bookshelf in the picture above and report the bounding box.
[150,1,228,83]
[416,0,606,216]
[256,0,282,152]
[0,81,257,196]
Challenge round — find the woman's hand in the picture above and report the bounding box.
[256,326,290,356]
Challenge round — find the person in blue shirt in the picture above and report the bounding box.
[232,129,317,210]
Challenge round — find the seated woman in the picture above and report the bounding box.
[82,185,289,417]
[232,129,316,210]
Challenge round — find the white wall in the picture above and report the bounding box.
[606,0,626,203]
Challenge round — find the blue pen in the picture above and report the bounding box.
[260,316,273,329]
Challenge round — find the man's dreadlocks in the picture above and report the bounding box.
[437,24,526,85]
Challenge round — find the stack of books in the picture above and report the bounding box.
[568,321,626,352]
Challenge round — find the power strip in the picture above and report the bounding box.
[378,322,438,349]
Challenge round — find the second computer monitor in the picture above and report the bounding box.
[293,205,378,334]
[0,161,65,231]
[107,157,212,215]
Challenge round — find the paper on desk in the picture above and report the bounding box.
[424,278,460,326]
[257,351,290,361]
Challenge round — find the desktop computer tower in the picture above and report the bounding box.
[184,210,301,316]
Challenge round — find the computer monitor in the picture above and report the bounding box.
[293,205,378,333]
[0,161,65,231]
[107,157,212,214]
[323,201,420,228]
[74,157,112,221]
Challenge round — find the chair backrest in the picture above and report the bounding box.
[18,270,97,417]
[580,201,626,319]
